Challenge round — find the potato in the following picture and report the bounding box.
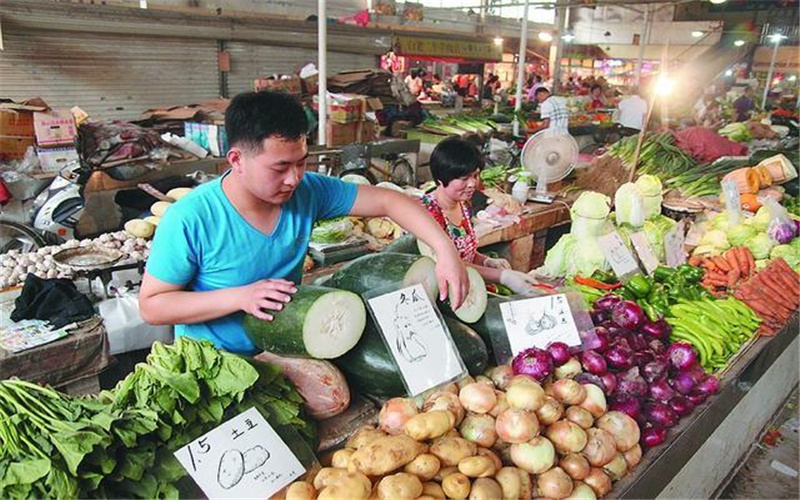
[313,468,349,490]
[403,453,440,481]
[418,496,437,500]
[166,187,193,201]
[430,437,477,467]
[124,219,155,239]
[331,449,354,469]
[433,466,459,482]
[495,467,522,500]
[349,435,426,476]
[476,448,502,473]
[421,481,446,500]
[469,478,503,500]
[404,411,455,441]
[144,216,161,227]
[346,426,387,450]
[377,472,423,500]
[316,472,370,500]
[457,456,496,478]
[286,482,317,500]
[442,472,471,500]
[150,201,172,217]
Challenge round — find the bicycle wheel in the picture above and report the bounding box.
[0,219,45,255]
[390,157,415,186]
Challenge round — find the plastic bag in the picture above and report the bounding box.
[763,198,797,244]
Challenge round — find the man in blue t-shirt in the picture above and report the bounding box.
[140,92,468,354]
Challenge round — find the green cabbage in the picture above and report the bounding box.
[718,122,752,143]
[540,234,577,278]
[615,183,646,227]
[311,217,354,243]
[571,191,611,220]
[726,224,759,247]
[709,213,731,232]
[651,214,677,235]
[642,220,666,262]
[745,233,774,259]
[770,244,800,271]
[571,216,613,240]
[635,175,664,220]
[748,206,771,231]
[699,229,730,250]
[568,238,611,277]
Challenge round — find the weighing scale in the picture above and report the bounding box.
[520,130,579,204]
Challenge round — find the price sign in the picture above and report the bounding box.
[664,220,687,267]
[598,231,642,282]
[499,294,581,356]
[367,284,466,396]
[630,231,660,275]
[174,407,304,500]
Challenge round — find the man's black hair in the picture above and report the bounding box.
[429,137,482,187]
[535,87,550,97]
[225,91,308,152]
[591,84,602,93]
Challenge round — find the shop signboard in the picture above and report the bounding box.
[393,35,502,62]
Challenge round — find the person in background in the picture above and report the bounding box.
[526,75,544,102]
[702,100,724,130]
[421,137,540,294]
[482,74,500,100]
[532,88,570,133]
[405,68,424,97]
[615,87,648,135]
[139,91,469,354]
[588,84,606,110]
[733,86,756,122]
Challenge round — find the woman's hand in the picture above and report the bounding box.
[484,257,512,270]
[499,270,539,294]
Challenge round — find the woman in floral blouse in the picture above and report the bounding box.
[421,138,538,293]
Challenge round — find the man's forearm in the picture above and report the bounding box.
[140,288,242,325]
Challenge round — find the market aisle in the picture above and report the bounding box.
[720,387,799,499]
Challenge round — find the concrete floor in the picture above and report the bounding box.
[720,387,800,499]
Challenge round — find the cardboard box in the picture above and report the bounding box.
[33,110,77,148]
[314,94,367,124]
[254,77,302,95]
[0,110,35,138]
[326,122,359,147]
[0,137,35,161]
[184,122,229,157]
[37,146,79,172]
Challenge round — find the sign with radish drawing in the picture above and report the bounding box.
[500,294,582,355]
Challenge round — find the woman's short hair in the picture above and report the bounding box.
[430,137,482,187]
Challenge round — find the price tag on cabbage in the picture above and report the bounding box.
[664,220,687,267]
[367,284,466,397]
[630,231,660,275]
[174,407,304,500]
[598,231,642,282]
[499,294,581,355]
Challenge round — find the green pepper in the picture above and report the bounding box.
[677,264,705,284]
[624,275,653,299]
[618,286,636,301]
[591,269,618,285]
[639,301,661,322]
[653,266,676,283]
[650,294,670,316]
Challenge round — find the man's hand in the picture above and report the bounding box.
[237,279,298,321]
[484,257,512,270]
[500,270,539,294]
[436,248,470,309]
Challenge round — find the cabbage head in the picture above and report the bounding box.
[726,224,759,247]
[311,217,354,243]
[699,229,730,250]
[770,244,800,271]
[540,234,577,278]
[615,182,646,228]
[635,175,664,220]
[642,220,666,262]
[568,238,610,277]
[709,213,731,232]
[745,233,774,259]
[571,191,611,220]
[748,206,771,231]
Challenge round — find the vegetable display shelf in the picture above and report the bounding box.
[611,313,799,499]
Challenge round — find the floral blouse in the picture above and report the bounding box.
[420,193,478,264]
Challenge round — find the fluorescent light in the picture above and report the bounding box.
[691,31,704,38]
[655,77,674,96]
[725,69,733,76]
[769,33,787,43]
[494,36,504,46]
[734,40,745,47]
[538,32,554,42]
[709,0,727,4]
[790,75,797,82]
[562,33,575,42]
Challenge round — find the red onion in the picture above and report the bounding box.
[575,372,605,391]
[611,301,645,330]
[590,309,607,325]
[617,367,648,399]
[666,342,698,372]
[512,348,554,382]
[648,339,667,354]
[632,350,655,368]
[609,397,641,421]
[594,294,622,312]
[641,424,668,448]
[547,342,572,367]
[591,327,611,352]
[630,333,649,352]
[642,359,669,383]
[687,389,708,406]
[581,350,608,375]
[649,378,676,402]
[671,372,697,396]
[695,375,720,395]
[605,346,634,370]
[668,396,695,417]
[600,373,618,396]
[644,401,678,428]
[641,318,671,339]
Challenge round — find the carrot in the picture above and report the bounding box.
[727,269,741,288]
[713,256,731,272]
[758,324,777,337]
[725,249,741,276]
[736,247,750,276]
[770,259,800,294]
[763,265,799,300]
[689,255,702,267]
[706,271,729,282]
[743,248,756,277]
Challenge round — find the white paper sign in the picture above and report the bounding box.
[174,407,304,500]
[664,220,687,267]
[499,294,581,356]
[630,231,660,275]
[598,231,642,281]
[367,284,465,396]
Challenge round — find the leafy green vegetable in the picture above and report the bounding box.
[770,243,800,271]
[699,229,730,251]
[571,191,611,220]
[311,217,354,244]
[745,233,774,259]
[727,224,759,247]
[615,182,646,227]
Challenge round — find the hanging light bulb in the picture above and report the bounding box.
[691,31,704,38]
[709,0,727,4]
[538,32,554,42]
[494,36,504,46]
[734,40,745,47]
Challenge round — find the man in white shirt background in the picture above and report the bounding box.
[615,88,648,136]
[531,87,570,134]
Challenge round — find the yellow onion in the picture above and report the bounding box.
[555,358,583,380]
[536,467,574,499]
[623,444,642,469]
[489,391,509,418]
[565,406,594,429]
[584,468,612,497]
[596,411,640,452]
[506,381,546,412]
[459,413,497,448]
[565,480,597,500]
[496,408,540,444]
[546,420,588,454]
[579,383,608,418]
[486,365,514,390]
[536,396,564,426]
[510,437,555,474]
[379,398,418,435]
[552,379,587,406]
[423,391,465,425]
[559,453,591,481]
[459,382,497,414]
[582,428,617,467]
[602,453,628,481]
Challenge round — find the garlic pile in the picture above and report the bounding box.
[0,231,151,290]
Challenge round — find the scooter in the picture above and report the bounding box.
[30,161,89,242]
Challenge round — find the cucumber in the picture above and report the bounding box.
[335,318,490,397]
[243,285,366,359]
[382,234,421,255]
[439,267,488,324]
[327,252,438,302]
[470,295,513,359]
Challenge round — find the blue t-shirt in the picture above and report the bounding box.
[146,172,358,354]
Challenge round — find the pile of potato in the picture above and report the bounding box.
[124,186,193,239]
[283,369,642,500]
